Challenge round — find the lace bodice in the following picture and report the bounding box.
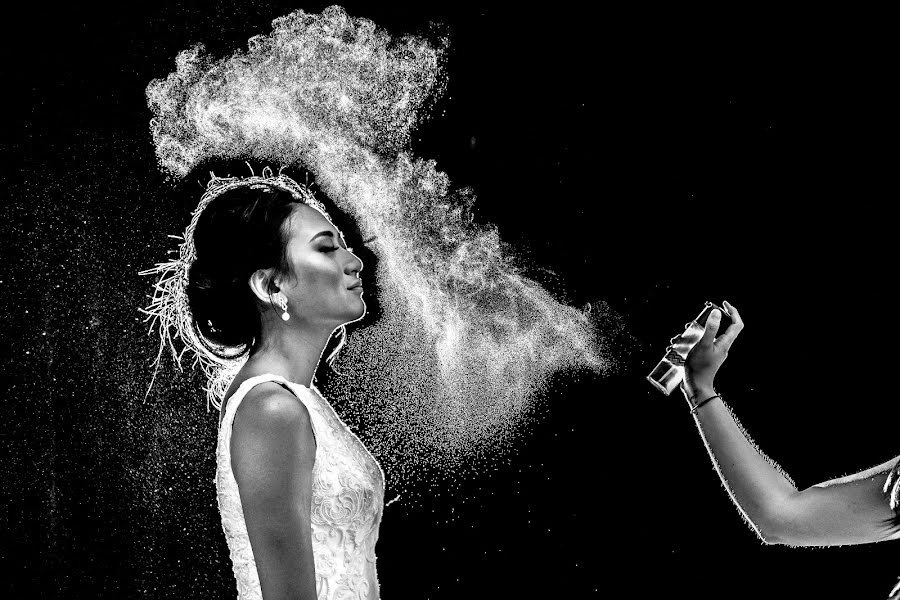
[215,373,385,599]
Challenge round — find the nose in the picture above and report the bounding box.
[344,250,363,276]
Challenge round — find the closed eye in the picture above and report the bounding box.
[322,236,375,254]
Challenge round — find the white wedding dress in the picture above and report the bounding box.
[215,373,385,599]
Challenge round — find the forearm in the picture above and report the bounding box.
[689,388,796,543]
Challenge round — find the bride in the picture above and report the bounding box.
[143,170,383,600]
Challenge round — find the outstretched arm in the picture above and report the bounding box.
[681,301,900,547]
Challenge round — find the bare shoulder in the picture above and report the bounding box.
[235,382,310,428]
[231,382,316,469]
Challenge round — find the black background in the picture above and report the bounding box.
[3,2,898,598]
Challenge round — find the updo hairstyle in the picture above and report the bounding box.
[186,184,300,357]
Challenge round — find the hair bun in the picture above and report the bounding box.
[182,184,303,352]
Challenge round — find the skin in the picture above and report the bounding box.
[681,300,900,548]
[218,202,366,600]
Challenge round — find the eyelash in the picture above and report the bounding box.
[322,236,375,254]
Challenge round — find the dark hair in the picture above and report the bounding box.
[186,184,299,356]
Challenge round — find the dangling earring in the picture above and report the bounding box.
[278,295,290,321]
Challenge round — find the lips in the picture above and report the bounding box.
[347,281,363,290]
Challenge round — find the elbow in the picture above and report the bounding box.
[753,497,812,547]
[756,521,787,545]
[750,500,793,546]
[747,508,784,545]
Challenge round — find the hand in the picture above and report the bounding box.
[681,300,744,400]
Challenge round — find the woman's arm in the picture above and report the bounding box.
[682,301,900,547]
[231,384,318,600]
[775,454,900,546]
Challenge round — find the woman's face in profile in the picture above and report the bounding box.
[281,202,366,327]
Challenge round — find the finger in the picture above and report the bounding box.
[715,301,744,351]
[700,308,721,348]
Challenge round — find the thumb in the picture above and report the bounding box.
[700,308,721,347]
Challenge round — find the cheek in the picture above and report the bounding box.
[295,258,343,294]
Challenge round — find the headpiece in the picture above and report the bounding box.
[138,166,329,411]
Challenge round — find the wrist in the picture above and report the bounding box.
[689,393,721,414]
[681,382,717,407]
[682,382,715,401]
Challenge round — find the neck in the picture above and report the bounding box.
[248,317,338,388]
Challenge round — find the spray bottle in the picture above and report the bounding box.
[647,301,729,395]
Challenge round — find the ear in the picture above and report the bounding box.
[248,268,280,306]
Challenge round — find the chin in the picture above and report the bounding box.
[343,302,367,324]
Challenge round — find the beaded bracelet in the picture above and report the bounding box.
[690,394,722,414]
